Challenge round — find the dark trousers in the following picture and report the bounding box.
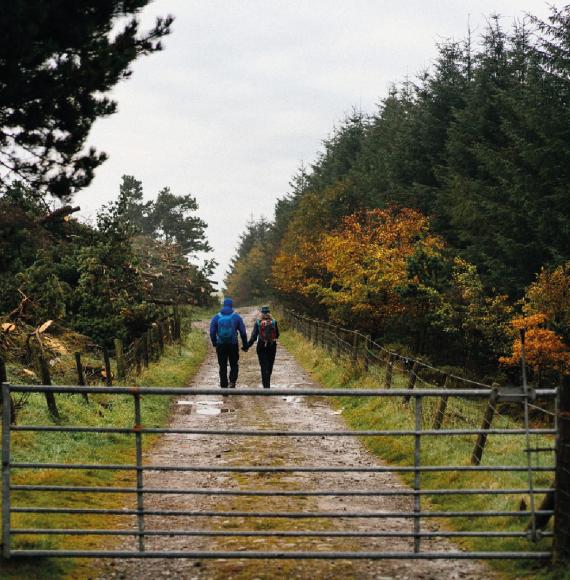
[216,344,239,388]
[257,342,277,388]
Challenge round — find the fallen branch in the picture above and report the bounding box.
[37,205,80,224]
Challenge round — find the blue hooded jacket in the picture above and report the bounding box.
[209,298,247,347]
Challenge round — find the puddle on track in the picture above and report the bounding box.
[177,400,235,416]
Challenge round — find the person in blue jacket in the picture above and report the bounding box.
[209,298,248,389]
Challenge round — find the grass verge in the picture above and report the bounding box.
[279,328,567,580]
[0,324,208,579]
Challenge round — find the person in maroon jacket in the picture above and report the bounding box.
[247,306,280,388]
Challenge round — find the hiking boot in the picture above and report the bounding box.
[229,381,236,388]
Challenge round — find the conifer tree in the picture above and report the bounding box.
[0,1,173,200]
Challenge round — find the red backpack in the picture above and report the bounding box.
[258,317,277,343]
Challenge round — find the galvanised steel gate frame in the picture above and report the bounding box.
[1,383,557,560]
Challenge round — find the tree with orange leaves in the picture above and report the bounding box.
[524,261,570,341]
[499,314,570,380]
[297,207,445,332]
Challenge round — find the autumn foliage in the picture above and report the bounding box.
[500,263,570,377]
[499,314,570,376]
[273,207,443,330]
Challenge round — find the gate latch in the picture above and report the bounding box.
[497,387,536,403]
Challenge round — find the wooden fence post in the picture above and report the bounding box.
[142,332,149,368]
[157,323,165,355]
[403,361,420,403]
[145,330,153,363]
[165,319,171,344]
[433,375,450,429]
[135,340,142,374]
[36,351,60,421]
[471,386,499,465]
[554,374,570,562]
[114,339,126,381]
[174,308,182,341]
[352,332,359,364]
[74,352,89,403]
[0,356,16,424]
[362,335,371,372]
[102,347,113,386]
[151,326,160,361]
[385,353,395,389]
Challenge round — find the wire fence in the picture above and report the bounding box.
[0,311,183,425]
[283,309,559,467]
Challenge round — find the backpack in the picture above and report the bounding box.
[258,317,277,344]
[217,313,235,344]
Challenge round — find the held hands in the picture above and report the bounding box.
[241,345,249,352]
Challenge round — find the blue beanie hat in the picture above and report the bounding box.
[223,297,233,307]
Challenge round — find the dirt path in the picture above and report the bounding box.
[96,308,492,579]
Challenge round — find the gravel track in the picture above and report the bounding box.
[96,308,492,579]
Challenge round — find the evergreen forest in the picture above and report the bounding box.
[225,7,570,384]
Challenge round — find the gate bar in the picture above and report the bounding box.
[10,507,555,518]
[2,383,11,559]
[6,385,558,397]
[10,485,555,496]
[133,392,145,553]
[10,528,553,538]
[9,549,553,559]
[414,396,422,553]
[10,426,557,436]
[10,463,556,473]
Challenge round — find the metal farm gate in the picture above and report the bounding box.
[1,382,561,561]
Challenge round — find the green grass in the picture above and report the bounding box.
[280,328,569,580]
[0,325,208,579]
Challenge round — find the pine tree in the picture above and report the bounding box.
[0,1,173,199]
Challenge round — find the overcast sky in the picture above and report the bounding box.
[80,0,554,284]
